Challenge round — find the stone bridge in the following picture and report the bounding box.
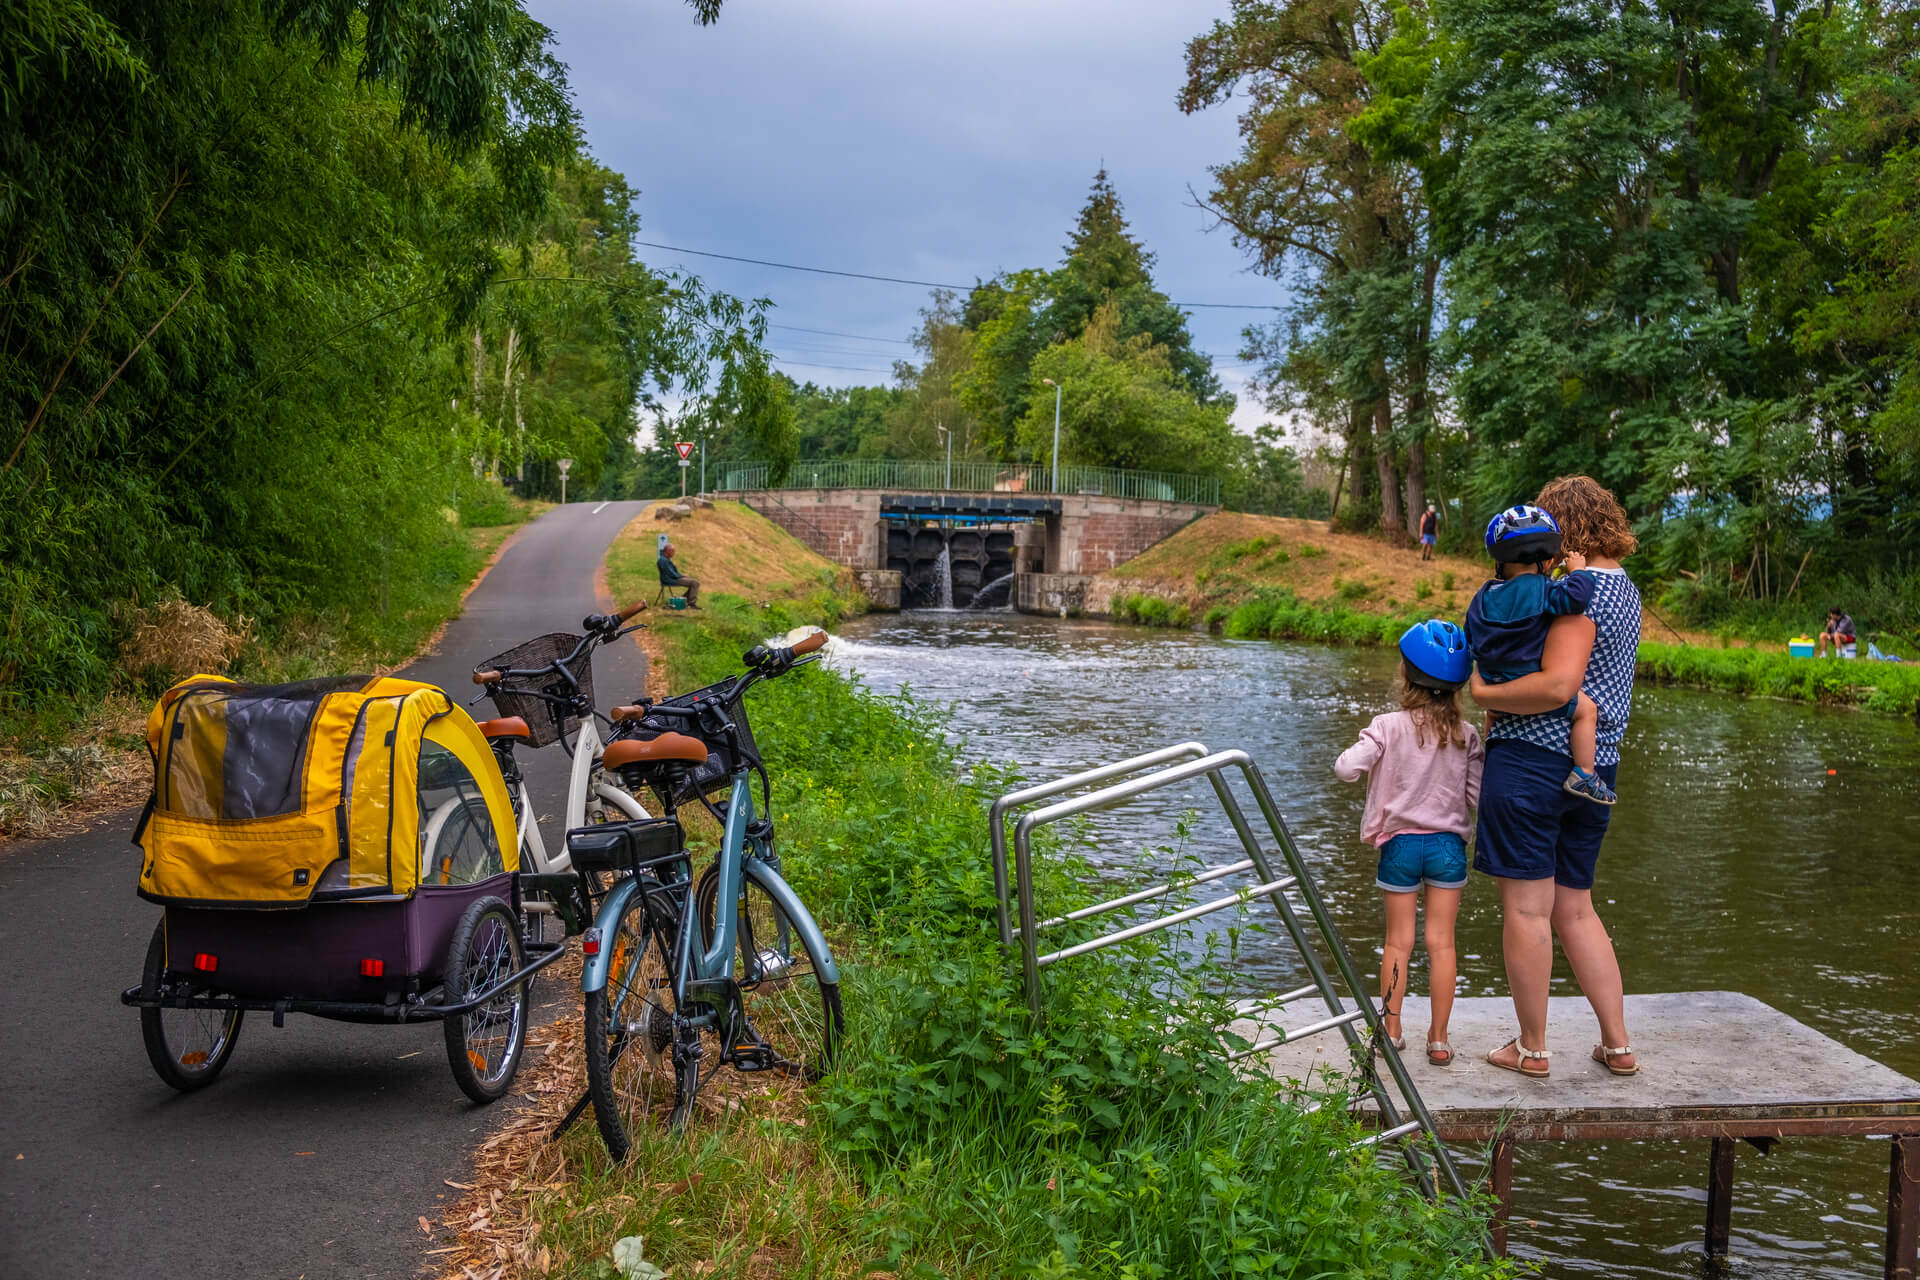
[736,487,1215,610]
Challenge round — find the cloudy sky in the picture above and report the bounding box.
[530,0,1287,430]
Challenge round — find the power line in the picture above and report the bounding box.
[770,357,900,375]
[635,239,1280,311]
[768,323,913,345]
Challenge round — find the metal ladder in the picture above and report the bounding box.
[990,742,1470,1202]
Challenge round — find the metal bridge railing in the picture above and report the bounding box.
[720,459,1221,507]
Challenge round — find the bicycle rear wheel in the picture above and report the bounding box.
[583,887,693,1159]
[696,865,842,1090]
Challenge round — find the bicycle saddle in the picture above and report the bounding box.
[602,732,709,768]
[474,716,531,740]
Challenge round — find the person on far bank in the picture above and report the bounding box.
[1466,505,1614,806]
[1418,503,1440,561]
[657,541,700,609]
[1334,620,1481,1067]
[1817,606,1857,658]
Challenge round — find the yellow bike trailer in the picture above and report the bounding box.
[122,674,565,1102]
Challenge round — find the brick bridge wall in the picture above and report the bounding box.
[738,488,1212,575]
[742,490,884,568]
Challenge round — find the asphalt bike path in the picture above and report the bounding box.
[0,500,654,1280]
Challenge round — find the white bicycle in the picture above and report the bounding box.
[455,605,656,931]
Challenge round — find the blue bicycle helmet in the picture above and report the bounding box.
[1484,503,1562,565]
[1398,619,1471,691]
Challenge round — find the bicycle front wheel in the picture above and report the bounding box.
[697,866,843,1090]
[584,887,691,1159]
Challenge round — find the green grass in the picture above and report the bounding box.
[1636,642,1920,714]
[528,594,1510,1278]
[1220,588,1427,649]
[1111,593,1193,629]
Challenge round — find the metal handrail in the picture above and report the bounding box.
[988,742,1210,947]
[1018,857,1255,939]
[1035,877,1297,967]
[721,458,1223,507]
[993,743,1475,1208]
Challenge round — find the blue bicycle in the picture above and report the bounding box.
[571,629,842,1155]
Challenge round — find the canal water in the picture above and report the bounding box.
[827,610,1920,1279]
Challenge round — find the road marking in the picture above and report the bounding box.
[592,500,611,515]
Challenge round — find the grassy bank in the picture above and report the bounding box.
[1102,512,1484,628]
[1101,513,1920,717]
[0,489,547,837]
[604,499,854,611]
[480,520,1510,1277]
[1637,643,1920,716]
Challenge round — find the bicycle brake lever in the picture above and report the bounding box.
[466,689,492,707]
[615,623,647,639]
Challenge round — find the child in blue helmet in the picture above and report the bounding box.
[1465,504,1614,805]
[1334,620,1481,1066]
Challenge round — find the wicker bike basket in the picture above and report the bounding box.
[632,676,759,800]
[478,632,593,748]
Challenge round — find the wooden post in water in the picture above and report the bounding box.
[1890,1135,1918,1280]
[1490,1137,1515,1257]
[1706,1138,1736,1256]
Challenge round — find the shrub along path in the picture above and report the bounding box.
[0,501,652,1280]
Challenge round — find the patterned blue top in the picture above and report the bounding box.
[1486,567,1641,766]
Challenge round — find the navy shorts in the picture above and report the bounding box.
[1473,740,1616,889]
[1377,831,1468,893]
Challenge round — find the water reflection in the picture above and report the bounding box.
[830,610,1920,1280]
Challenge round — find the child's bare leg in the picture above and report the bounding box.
[1380,889,1418,1042]
[1571,692,1598,774]
[1563,693,1617,803]
[1422,886,1463,1052]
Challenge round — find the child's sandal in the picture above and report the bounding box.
[1485,1038,1550,1078]
[1592,1044,1639,1076]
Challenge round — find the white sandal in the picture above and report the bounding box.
[1485,1038,1550,1079]
[1592,1043,1639,1076]
[1427,1040,1454,1066]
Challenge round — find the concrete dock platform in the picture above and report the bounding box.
[1239,990,1920,1274]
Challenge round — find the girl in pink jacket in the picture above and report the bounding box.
[1334,621,1482,1065]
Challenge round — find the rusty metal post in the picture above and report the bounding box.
[1490,1137,1515,1257]
[1706,1137,1736,1256]
[1889,1135,1919,1280]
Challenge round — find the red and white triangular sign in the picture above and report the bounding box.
[675,441,694,460]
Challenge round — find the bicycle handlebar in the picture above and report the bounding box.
[790,630,828,658]
[473,669,502,685]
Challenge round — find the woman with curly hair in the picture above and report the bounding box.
[1469,475,1642,1080]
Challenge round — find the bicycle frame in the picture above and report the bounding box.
[512,715,650,877]
[581,768,837,998]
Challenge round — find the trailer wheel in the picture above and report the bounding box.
[442,896,528,1104]
[140,919,243,1092]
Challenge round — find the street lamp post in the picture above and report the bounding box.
[936,422,951,491]
[1041,378,1062,492]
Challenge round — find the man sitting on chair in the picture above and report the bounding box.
[657,541,700,609]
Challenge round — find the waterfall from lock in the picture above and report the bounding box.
[934,544,953,610]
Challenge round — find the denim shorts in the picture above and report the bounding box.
[1377,831,1469,893]
[1473,740,1615,889]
